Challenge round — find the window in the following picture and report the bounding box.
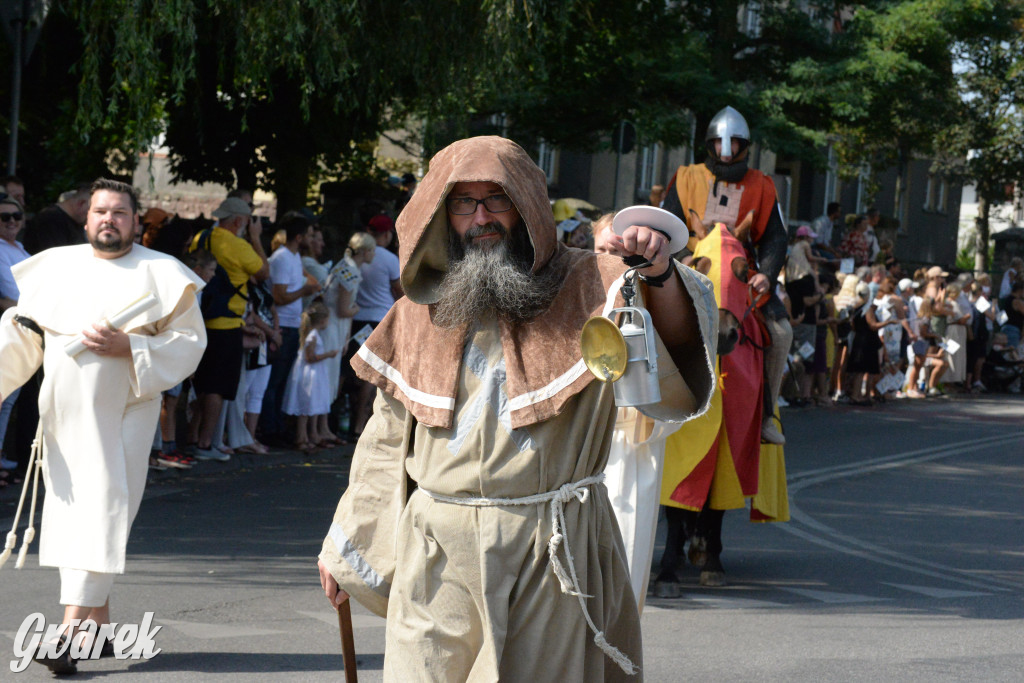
[537,141,557,184]
[923,174,948,213]
[743,2,762,38]
[638,143,660,194]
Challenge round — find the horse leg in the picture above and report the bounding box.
[696,506,727,587]
[654,506,688,597]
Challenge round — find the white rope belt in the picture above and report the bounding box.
[418,473,638,676]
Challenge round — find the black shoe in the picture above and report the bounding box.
[99,639,115,658]
[35,634,77,675]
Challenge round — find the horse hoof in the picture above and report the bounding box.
[699,555,726,587]
[653,581,681,599]
[699,570,726,587]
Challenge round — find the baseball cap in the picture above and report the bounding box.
[796,225,816,239]
[211,197,252,219]
[898,278,919,291]
[926,265,949,279]
[367,214,395,233]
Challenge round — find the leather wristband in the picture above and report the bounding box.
[638,263,674,287]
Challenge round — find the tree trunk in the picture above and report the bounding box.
[974,194,989,274]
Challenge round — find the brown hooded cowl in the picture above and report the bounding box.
[351,135,634,430]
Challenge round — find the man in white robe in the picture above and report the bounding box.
[0,179,207,674]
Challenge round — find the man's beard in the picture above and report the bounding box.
[433,221,562,329]
[705,156,749,183]
[89,226,128,254]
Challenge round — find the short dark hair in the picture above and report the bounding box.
[183,249,216,271]
[866,207,880,219]
[827,201,841,215]
[0,193,24,211]
[91,178,139,213]
[278,212,311,242]
[227,188,253,200]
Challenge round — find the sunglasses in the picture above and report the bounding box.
[0,211,23,222]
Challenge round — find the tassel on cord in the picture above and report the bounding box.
[15,452,42,568]
[0,423,43,571]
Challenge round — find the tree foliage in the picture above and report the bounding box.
[3,0,1022,223]
[932,0,1024,270]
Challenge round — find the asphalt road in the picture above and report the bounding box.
[1,394,1022,681]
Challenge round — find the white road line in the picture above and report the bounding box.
[787,433,1021,489]
[779,587,888,604]
[155,618,285,638]
[880,583,991,599]
[778,432,1023,592]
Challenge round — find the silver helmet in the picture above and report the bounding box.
[705,106,750,159]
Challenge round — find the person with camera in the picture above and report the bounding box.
[187,197,269,461]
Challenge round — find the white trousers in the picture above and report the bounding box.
[59,568,114,607]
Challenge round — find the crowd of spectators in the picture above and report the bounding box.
[1,174,1022,485]
[778,207,1021,410]
[0,176,407,482]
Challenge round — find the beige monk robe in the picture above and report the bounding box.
[0,244,206,573]
[324,308,705,682]
[319,136,718,682]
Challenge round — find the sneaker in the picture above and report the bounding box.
[194,446,230,462]
[149,456,168,471]
[926,387,943,397]
[156,450,194,469]
[761,418,786,445]
[834,393,852,405]
[905,389,925,399]
[972,381,987,393]
[776,396,789,408]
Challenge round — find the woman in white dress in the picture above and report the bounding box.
[941,283,970,386]
[321,232,375,403]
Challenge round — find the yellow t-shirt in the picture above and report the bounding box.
[190,227,263,330]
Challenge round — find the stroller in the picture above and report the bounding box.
[982,333,1024,392]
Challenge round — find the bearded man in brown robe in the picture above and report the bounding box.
[317,136,718,681]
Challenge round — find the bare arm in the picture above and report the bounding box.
[335,287,359,319]
[245,217,270,281]
[273,279,319,307]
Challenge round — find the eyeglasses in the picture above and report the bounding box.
[0,211,23,223]
[446,194,513,215]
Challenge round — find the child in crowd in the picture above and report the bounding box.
[152,249,216,470]
[915,296,951,397]
[986,332,1024,392]
[282,301,340,453]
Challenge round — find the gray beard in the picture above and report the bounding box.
[433,221,562,329]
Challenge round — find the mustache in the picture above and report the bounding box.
[463,222,508,244]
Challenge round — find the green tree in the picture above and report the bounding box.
[932,0,1024,272]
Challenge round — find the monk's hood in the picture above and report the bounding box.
[397,136,557,304]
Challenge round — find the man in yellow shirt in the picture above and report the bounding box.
[189,197,269,460]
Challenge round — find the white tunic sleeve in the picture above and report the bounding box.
[0,307,45,400]
[126,290,207,399]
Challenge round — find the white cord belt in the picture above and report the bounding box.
[417,472,638,676]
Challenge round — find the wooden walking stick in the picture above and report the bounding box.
[337,599,357,683]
